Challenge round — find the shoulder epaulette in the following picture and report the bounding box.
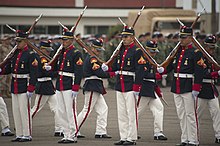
[136,48,141,51]
[194,49,200,53]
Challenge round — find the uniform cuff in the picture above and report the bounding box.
[109,72,116,78]
[27,84,35,92]
[72,84,80,91]
[192,84,202,92]
[211,72,219,78]
[132,84,141,92]
[156,73,162,80]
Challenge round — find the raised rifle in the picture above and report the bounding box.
[105,6,145,67]
[160,8,205,68]
[0,45,17,68]
[74,36,105,64]
[48,6,87,66]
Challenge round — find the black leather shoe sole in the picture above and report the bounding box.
[19,138,32,142]
[77,135,85,138]
[95,134,112,138]
[123,141,136,145]
[154,135,168,140]
[1,132,15,136]
[175,142,187,146]
[11,138,21,142]
[114,140,125,145]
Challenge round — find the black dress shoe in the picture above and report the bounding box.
[54,132,64,137]
[154,135,168,140]
[1,131,15,136]
[137,135,141,139]
[114,140,125,145]
[77,134,86,138]
[188,144,199,146]
[58,139,66,143]
[123,140,136,145]
[95,134,112,138]
[11,137,22,142]
[19,138,32,142]
[63,139,77,143]
[175,142,187,146]
[216,138,220,144]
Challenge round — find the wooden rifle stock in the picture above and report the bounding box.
[70,6,87,32]
[133,37,158,68]
[105,40,123,67]
[26,40,52,61]
[48,44,63,66]
[0,45,17,68]
[74,36,105,64]
[192,37,220,70]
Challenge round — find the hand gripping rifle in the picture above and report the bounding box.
[48,6,87,66]
[160,8,205,68]
[105,6,145,67]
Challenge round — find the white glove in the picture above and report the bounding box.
[72,91,78,99]
[192,90,199,100]
[44,63,52,71]
[218,70,220,76]
[26,91,33,98]
[115,71,120,75]
[157,67,164,73]
[133,91,140,96]
[0,68,2,73]
[101,63,109,72]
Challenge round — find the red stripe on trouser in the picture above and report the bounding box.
[32,95,43,118]
[134,94,138,130]
[194,96,199,142]
[27,97,32,135]
[73,99,78,137]
[75,91,93,136]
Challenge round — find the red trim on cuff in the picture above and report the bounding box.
[156,73,162,80]
[107,67,112,72]
[192,84,202,92]
[211,72,219,78]
[72,84,80,91]
[133,84,141,92]
[109,72,116,78]
[27,85,35,92]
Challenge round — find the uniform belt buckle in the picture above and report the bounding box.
[176,73,179,78]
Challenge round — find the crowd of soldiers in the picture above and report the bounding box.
[0,22,220,146]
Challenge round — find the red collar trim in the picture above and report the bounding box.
[129,42,135,48]
[187,43,193,49]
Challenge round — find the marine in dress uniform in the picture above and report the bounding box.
[110,26,145,145]
[0,30,38,142]
[166,26,205,146]
[137,40,167,141]
[47,30,83,143]
[31,40,63,136]
[197,35,220,144]
[77,39,116,139]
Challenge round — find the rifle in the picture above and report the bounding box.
[48,7,87,66]
[0,45,17,68]
[25,40,52,61]
[105,6,145,67]
[160,8,205,68]
[74,36,105,64]
[26,14,43,34]
[192,36,220,70]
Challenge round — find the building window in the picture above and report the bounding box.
[34,25,46,34]
[3,25,17,34]
[192,0,197,9]
[48,26,60,34]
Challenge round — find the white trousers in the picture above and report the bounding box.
[77,91,108,135]
[198,97,220,139]
[56,90,78,139]
[116,91,138,141]
[31,94,63,132]
[0,97,9,130]
[137,95,164,134]
[173,93,199,145]
[12,93,32,137]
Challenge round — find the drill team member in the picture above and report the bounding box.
[31,40,63,136]
[108,26,145,145]
[166,26,204,146]
[0,30,38,142]
[197,35,220,144]
[46,30,83,143]
[77,39,116,138]
[137,40,167,141]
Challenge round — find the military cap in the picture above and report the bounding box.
[40,40,53,52]
[91,39,105,51]
[204,35,216,48]
[179,26,193,38]
[15,30,28,40]
[165,33,173,39]
[173,32,179,39]
[62,29,74,40]
[146,40,159,53]
[121,26,135,36]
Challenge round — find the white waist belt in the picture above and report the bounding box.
[174,73,194,78]
[85,76,102,81]
[37,77,52,82]
[12,74,29,78]
[59,71,75,78]
[202,79,214,83]
[119,71,135,76]
[143,78,155,82]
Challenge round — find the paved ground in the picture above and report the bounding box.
[0,81,219,146]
